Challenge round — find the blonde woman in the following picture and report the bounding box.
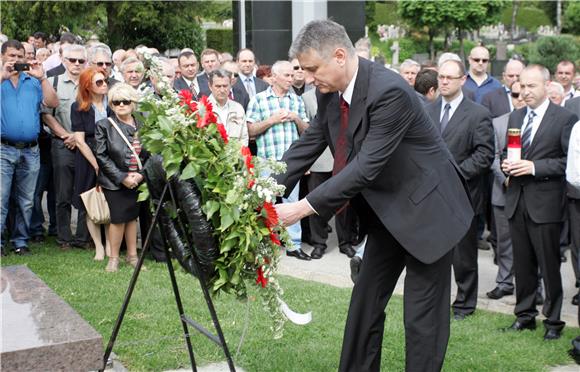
[95,83,147,272]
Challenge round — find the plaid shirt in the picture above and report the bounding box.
[246,86,308,160]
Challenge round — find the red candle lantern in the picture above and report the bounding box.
[507,128,521,162]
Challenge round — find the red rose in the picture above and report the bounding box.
[216,123,229,143]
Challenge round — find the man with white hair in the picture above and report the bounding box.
[464,46,502,104]
[150,57,175,96]
[42,44,91,250]
[399,59,420,87]
[246,60,310,260]
[547,81,566,106]
[482,59,525,118]
[88,44,118,86]
[121,57,144,90]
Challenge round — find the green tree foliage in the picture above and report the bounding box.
[527,35,580,73]
[563,1,580,34]
[398,0,507,60]
[1,1,229,53]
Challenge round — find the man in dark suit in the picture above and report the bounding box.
[173,51,202,100]
[481,59,525,118]
[501,64,578,340]
[425,60,494,320]
[197,48,220,97]
[275,20,473,371]
[221,60,250,110]
[235,48,269,99]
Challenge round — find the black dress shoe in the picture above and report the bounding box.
[14,247,31,256]
[503,320,536,332]
[486,287,513,300]
[350,256,362,284]
[535,292,544,305]
[310,247,325,259]
[544,329,562,341]
[453,312,466,321]
[339,245,356,258]
[31,235,45,243]
[572,294,579,306]
[286,249,311,261]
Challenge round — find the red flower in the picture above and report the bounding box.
[262,202,279,228]
[241,146,254,175]
[247,179,255,189]
[196,96,218,128]
[269,231,281,246]
[216,123,229,143]
[256,266,268,288]
[178,89,193,106]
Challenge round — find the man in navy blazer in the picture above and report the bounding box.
[501,65,578,340]
[275,20,473,371]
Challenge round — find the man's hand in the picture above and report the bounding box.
[275,199,315,226]
[502,159,534,177]
[63,133,77,150]
[25,60,45,80]
[1,61,16,81]
[270,109,289,125]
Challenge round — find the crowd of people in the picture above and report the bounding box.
[1,26,580,356]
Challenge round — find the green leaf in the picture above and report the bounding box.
[204,200,220,219]
[180,162,196,180]
[220,206,234,230]
[158,116,173,134]
[225,189,237,204]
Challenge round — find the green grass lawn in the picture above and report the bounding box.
[2,239,578,371]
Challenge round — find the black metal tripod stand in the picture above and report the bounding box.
[100,182,235,372]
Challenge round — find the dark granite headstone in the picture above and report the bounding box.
[1,265,103,371]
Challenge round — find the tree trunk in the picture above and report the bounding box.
[444,29,451,51]
[429,28,435,61]
[106,2,121,50]
[511,0,519,40]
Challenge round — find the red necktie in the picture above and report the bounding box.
[332,95,350,176]
[228,90,234,100]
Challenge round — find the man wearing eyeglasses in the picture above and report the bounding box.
[464,46,502,104]
[482,59,525,118]
[88,44,118,87]
[42,44,91,251]
[425,59,494,321]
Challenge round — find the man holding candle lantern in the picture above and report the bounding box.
[501,65,578,341]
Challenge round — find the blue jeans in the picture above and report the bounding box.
[1,144,40,249]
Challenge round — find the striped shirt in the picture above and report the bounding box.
[246,86,308,160]
[128,134,142,172]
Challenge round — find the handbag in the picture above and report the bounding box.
[81,186,111,224]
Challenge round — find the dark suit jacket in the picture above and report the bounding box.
[565,96,580,118]
[276,57,474,264]
[234,76,269,97]
[231,82,250,111]
[197,73,211,98]
[173,76,204,100]
[425,97,494,214]
[481,86,510,118]
[503,102,578,223]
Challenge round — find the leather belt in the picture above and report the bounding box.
[1,138,38,149]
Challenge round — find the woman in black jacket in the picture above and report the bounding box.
[95,83,147,272]
[71,66,112,261]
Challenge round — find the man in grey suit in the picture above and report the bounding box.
[275,20,473,371]
[425,59,495,320]
[501,65,578,340]
[486,81,527,299]
[566,96,580,117]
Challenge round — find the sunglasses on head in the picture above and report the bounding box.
[66,57,86,64]
[95,61,112,67]
[293,65,303,71]
[471,58,489,63]
[95,79,107,87]
[111,100,132,106]
[511,92,521,98]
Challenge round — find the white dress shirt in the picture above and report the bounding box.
[440,92,464,122]
[567,121,580,190]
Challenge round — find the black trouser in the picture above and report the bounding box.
[51,139,88,245]
[339,214,452,372]
[569,198,580,287]
[452,215,479,316]
[510,195,564,331]
[306,172,332,249]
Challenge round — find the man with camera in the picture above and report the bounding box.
[1,39,58,255]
